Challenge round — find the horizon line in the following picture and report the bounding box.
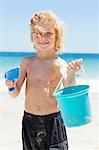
[0,51,99,55]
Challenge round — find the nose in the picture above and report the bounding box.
[41,37,46,41]
[40,34,47,42]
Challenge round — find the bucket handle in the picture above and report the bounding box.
[53,58,89,94]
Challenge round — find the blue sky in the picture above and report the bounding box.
[0,0,98,53]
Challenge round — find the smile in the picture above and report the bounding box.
[39,42,49,45]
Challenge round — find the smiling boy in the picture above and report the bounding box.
[6,11,81,150]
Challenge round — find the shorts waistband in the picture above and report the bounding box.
[24,111,61,119]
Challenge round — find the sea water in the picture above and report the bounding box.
[0,52,99,80]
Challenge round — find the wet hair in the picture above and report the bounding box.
[29,10,64,53]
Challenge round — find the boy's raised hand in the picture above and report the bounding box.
[67,59,82,73]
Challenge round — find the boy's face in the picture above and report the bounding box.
[31,19,56,52]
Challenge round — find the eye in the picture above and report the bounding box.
[45,32,54,38]
[46,32,54,36]
[33,32,40,38]
[35,32,39,35]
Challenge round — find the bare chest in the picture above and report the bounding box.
[26,60,61,83]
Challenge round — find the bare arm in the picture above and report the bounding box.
[6,57,29,98]
[63,60,81,87]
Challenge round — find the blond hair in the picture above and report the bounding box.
[29,10,63,53]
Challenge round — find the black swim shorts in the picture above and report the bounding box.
[22,111,69,150]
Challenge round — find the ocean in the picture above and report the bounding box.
[0,52,99,80]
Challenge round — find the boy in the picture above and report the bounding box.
[6,11,81,150]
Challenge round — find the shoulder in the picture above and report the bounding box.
[54,57,67,77]
[21,56,32,64]
[20,56,35,69]
[58,57,67,66]
[54,57,67,67]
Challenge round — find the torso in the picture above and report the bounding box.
[24,55,66,115]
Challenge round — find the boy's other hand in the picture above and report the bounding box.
[67,59,82,73]
[5,80,17,88]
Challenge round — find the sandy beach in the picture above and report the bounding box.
[0,79,99,150]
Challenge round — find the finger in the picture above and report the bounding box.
[68,63,76,70]
[5,80,8,86]
[71,61,77,68]
[6,80,13,84]
[75,61,81,69]
[69,62,81,72]
[12,80,17,84]
[67,64,74,72]
[75,60,82,65]
[5,80,16,87]
[5,80,11,85]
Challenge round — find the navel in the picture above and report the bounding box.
[37,105,41,111]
